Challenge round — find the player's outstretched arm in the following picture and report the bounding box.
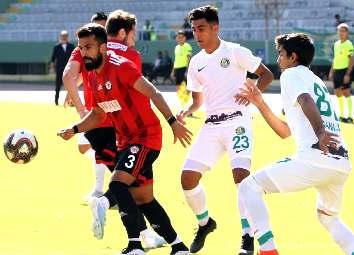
[62,60,86,118]
[236,78,291,139]
[133,76,193,147]
[57,107,106,140]
[297,93,340,154]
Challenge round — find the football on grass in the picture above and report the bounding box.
[3,129,38,164]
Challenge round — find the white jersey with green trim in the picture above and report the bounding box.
[187,39,261,117]
[280,65,351,172]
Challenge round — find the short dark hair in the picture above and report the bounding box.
[76,23,107,44]
[91,12,107,22]
[106,9,137,37]
[188,5,219,24]
[275,33,315,67]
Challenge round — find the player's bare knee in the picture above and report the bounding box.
[233,168,250,184]
[111,170,135,186]
[181,170,202,190]
[133,194,154,205]
[78,144,90,154]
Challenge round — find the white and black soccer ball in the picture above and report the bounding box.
[3,129,38,164]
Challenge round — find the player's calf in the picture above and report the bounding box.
[138,199,189,254]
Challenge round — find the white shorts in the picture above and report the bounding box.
[183,117,252,173]
[77,133,90,145]
[256,156,349,215]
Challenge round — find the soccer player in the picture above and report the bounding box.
[63,12,112,201]
[105,8,167,249]
[63,11,166,249]
[236,33,354,255]
[171,30,192,108]
[58,23,191,255]
[328,23,354,123]
[106,10,142,71]
[177,5,273,254]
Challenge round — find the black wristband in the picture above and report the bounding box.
[72,125,79,134]
[167,116,177,126]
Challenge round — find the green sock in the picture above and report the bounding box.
[346,96,352,118]
[338,96,345,117]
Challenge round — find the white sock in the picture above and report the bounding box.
[237,184,253,237]
[183,184,209,226]
[239,178,276,251]
[93,162,106,193]
[318,213,354,255]
[84,148,95,159]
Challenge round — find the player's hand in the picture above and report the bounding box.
[176,110,189,125]
[343,74,351,84]
[57,128,75,141]
[235,78,263,107]
[63,95,73,108]
[171,121,193,147]
[318,130,340,154]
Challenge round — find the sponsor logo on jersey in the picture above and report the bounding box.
[107,42,128,52]
[97,100,121,113]
[97,84,103,91]
[235,126,245,135]
[220,57,230,68]
[105,81,112,90]
[235,148,246,153]
[130,146,140,154]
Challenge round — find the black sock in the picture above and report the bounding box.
[139,198,178,243]
[109,181,143,242]
[104,188,148,232]
[103,189,117,208]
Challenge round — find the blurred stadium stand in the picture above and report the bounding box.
[0,0,353,76]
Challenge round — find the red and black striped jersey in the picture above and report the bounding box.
[89,52,162,150]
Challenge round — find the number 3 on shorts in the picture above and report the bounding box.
[124,155,136,168]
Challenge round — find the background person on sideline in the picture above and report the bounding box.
[50,30,75,105]
[328,23,354,123]
[171,30,192,108]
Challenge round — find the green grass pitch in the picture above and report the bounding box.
[0,101,353,255]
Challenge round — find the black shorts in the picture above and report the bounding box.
[114,144,160,187]
[84,127,117,170]
[333,68,352,89]
[175,67,187,85]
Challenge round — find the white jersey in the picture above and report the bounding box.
[187,39,261,117]
[281,65,351,172]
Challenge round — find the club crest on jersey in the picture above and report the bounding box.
[235,126,245,135]
[105,81,112,90]
[130,146,140,154]
[220,57,230,68]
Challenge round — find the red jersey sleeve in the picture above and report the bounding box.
[116,59,142,88]
[69,47,83,73]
